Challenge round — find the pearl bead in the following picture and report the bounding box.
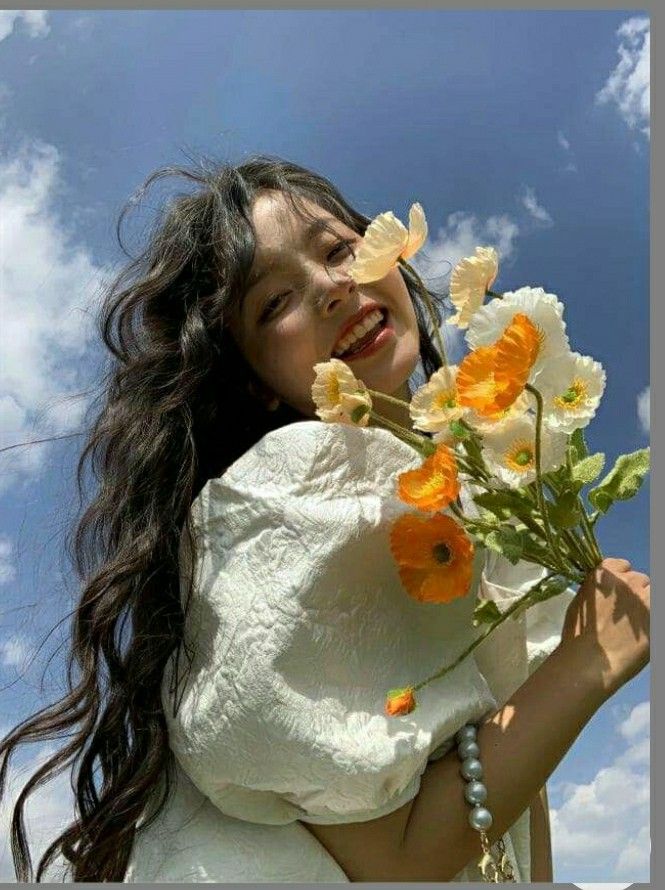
[455,724,477,744]
[457,739,480,760]
[460,757,483,781]
[469,806,493,831]
[464,780,488,805]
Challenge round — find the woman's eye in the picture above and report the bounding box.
[260,292,289,321]
[327,239,355,262]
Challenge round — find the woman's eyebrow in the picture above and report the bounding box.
[246,216,345,292]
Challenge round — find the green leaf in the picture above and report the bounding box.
[528,575,571,605]
[588,448,651,514]
[507,573,572,620]
[546,490,582,529]
[450,420,472,440]
[473,599,502,626]
[351,404,370,424]
[483,526,526,564]
[570,428,589,463]
[571,453,606,486]
[473,490,530,521]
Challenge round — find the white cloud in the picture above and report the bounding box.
[0,535,17,585]
[557,130,571,152]
[0,634,29,669]
[0,743,72,881]
[556,131,578,174]
[551,700,650,882]
[618,700,649,740]
[0,10,49,42]
[637,385,650,434]
[409,209,519,360]
[596,16,650,138]
[0,140,111,495]
[414,209,519,285]
[520,185,553,226]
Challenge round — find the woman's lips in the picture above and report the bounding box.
[336,311,394,361]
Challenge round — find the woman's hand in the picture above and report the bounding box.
[557,557,650,701]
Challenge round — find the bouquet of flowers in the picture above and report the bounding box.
[310,203,650,718]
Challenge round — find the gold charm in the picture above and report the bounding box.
[478,831,517,882]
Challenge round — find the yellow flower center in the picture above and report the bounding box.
[432,542,452,564]
[434,390,457,412]
[506,440,534,471]
[554,378,587,411]
[327,374,341,405]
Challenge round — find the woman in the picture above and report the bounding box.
[0,155,650,883]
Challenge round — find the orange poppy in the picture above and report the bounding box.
[494,313,541,387]
[385,686,416,717]
[389,512,475,604]
[456,313,540,417]
[397,443,460,512]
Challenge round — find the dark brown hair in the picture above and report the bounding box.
[0,154,446,882]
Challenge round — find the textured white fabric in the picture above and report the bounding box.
[125,420,575,883]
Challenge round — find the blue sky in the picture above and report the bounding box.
[0,9,650,883]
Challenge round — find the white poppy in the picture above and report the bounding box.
[311,358,373,426]
[447,246,499,329]
[348,203,428,284]
[481,414,568,488]
[538,351,606,433]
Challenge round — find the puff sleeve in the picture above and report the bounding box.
[472,550,578,707]
[161,420,499,827]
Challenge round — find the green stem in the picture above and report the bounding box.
[563,452,604,566]
[486,289,504,299]
[448,503,568,576]
[366,388,411,410]
[368,409,433,457]
[524,384,569,575]
[411,573,560,693]
[540,477,597,570]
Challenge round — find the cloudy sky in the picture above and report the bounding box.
[0,9,650,883]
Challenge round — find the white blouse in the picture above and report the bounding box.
[125,420,575,882]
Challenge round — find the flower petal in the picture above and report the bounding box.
[311,358,372,426]
[447,246,499,330]
[390,512,475,603]
[348,211,409,283]
[397,444,460,512]
[401,202,428,261]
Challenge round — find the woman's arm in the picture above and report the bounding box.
[303,559,649,882]
[302,645,603,882]
[530,785,554,882]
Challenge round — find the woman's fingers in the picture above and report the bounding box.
[628,571,650,589]
[601,557,632,573]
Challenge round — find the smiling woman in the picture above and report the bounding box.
[226,189,421,429]
[0,153,649,884]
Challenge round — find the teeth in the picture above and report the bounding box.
[333,310,384,356]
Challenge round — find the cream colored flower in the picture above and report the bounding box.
[447,247,499,330]
[465,390,532,434]
[348,203,428,284]
[466,286,569,378]
[409,365,467,444]
[311,358,373,426]
[538,351,606,434]
[481,414,568,488]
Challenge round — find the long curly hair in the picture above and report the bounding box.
[0,154,447,882]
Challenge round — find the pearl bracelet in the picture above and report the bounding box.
[455,722,516,883]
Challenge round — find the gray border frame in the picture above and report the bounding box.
[0,2,656,889]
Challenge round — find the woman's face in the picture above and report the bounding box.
[227,189,421,419]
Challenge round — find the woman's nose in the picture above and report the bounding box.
[317,267,357,315]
